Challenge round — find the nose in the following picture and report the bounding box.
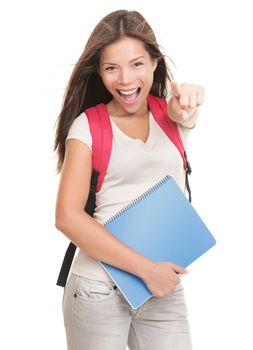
[118,68,133,85]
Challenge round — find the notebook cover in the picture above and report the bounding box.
[99,175,216,309]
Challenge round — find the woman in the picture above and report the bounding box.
[54,9,204,350]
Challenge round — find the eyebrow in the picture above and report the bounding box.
[101,56,146,66]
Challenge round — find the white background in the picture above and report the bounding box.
[1,0,252,349]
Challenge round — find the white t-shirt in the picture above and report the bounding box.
[65,110,191,281]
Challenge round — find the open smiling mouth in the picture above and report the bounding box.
[117,87,141,103]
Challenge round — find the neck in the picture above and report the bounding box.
[107,99,149,119]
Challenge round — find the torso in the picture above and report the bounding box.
[67,109,190,282]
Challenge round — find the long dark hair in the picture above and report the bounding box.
[54,10,174,174]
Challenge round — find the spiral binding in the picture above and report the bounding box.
[103,175,172,226]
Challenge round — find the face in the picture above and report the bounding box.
[99,37,157,116]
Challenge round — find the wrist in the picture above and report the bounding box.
[137,258,156,280]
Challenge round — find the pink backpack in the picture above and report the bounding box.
[56,94,192,287]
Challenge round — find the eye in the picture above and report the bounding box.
[133,62,144,68]
[105,66,116,72]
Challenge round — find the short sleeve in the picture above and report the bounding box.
[66,112,92,149]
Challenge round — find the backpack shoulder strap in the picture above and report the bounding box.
[147,94,187,169]
[85,103,113,193]
[147,94,192,201]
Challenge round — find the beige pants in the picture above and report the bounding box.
[63,273,193,350]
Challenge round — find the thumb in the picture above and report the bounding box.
[170,80,180,99]
[170,263,189,274]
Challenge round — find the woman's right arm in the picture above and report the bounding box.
[55,139,187,297]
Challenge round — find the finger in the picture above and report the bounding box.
[170,263,189,274]
[179,84,199,109]
[189,91,197,108]
[171,97,191,120]
[178,88,191,109]
[171,97,187,119]
[197,87,205,106]
[170,80,180,98]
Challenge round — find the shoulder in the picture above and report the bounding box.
[66,112,92,149]
[68,112,90,132]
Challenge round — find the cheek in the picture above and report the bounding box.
[101,74,114,90]
[139,67,154,87]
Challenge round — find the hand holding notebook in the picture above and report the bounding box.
[100,175,216,309]
[141,261,188,297]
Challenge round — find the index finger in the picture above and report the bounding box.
[170,262,188,274]
[170,80,180,98]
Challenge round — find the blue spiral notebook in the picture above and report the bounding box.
[99,175,216,309]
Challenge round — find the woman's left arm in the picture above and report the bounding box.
[167,81,205,128]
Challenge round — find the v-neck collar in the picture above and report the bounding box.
[109,112,153,145]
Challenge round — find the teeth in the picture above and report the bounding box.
[119,88,138,95]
